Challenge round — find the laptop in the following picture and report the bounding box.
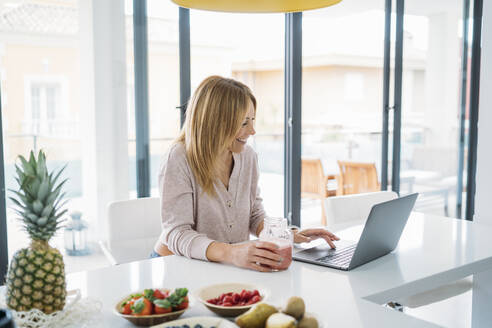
[293,193,418,271]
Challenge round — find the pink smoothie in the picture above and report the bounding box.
[271,239,292,270]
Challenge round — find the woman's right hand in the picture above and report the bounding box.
[226,241,284,272]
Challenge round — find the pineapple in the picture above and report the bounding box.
[6,150,68,314]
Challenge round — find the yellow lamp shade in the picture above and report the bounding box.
[171,0,343,13]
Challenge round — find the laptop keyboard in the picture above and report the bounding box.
[316,244,357,267]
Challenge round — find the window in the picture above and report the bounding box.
[2,0,129,274]
[25,81,63,136]
[400,5,466,218]
[125,0,181,198]
[190,11,285,217]
[301,2,385,228]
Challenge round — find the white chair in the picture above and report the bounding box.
[100,197,162,265]
[323,191,398,232]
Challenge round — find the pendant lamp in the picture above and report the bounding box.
[171,0,342,13]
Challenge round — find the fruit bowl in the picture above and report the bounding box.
[114,288,190,327]
[152,316,239,328]
[194,283,268,317]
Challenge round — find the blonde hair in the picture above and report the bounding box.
[176,76,256,196]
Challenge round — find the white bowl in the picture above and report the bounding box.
[151,316,238,328]
[194,283,269,317]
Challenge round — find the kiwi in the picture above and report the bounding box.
[265,313,296,328]
[283,296,305,320]
[235,303,278,328]
[298,315,319,328]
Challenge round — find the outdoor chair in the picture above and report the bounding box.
[100,197,161,265]
[301,158,339,225]
[337,161,380,195]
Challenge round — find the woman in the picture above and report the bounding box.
[152,76,339,272]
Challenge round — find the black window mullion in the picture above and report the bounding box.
[381,0,392,190]
[465,0,483,221]
[179,7,191,127]
[133,0,150,197]
[284,12,302,227]
[457,0,471,219]
[0,81,7,284]
[391,0,404,194]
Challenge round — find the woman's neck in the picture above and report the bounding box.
[217,150,234,189]
[218,150,233,172]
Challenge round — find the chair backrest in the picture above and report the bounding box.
[105,197,161,264]
[301,158,325,196]
[338,161,380,195]
[324,191,398,231]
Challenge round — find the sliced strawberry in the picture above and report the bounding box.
[250,295,261,304]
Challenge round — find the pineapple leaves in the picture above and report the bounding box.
[32,200,43,215]
[50,164,67,188]
[37,179,50,203]
[15,164,24,180]
[53,198,69,213]
[8,196,23,208]
[28,151,36,167]
[10,150,69,241]
[9,190,29,206]
[19,155,34,176]
[54,209,68,220]
[36,150,48,179]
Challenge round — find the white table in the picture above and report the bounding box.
[6,212,492,327]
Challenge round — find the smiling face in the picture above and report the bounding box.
[229,100,256,153]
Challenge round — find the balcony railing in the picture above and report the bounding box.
[20,119,80,139]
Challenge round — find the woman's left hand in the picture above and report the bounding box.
[293,228,340,248]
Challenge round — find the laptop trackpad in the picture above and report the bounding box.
[296,240,356,259]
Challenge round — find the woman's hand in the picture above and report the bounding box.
[293,228,340,248]
[225,241,284,272]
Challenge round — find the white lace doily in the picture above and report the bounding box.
[0,289,103,328]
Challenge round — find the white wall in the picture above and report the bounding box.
[474,0,492,223]
[79,0,129,240]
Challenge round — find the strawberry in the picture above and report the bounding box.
[240,290,250,301]
[131,297,153,316]
[175,296,189,310]
[121,301,133,315]
[167,288,189,311]
[154,299,172,314]
[153,289,168,300]
[232,293,241,304]
[250,295,261,304]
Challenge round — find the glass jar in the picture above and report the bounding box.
[259,217,293,270]
[64,211,91,256]
[0,308,15,328]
